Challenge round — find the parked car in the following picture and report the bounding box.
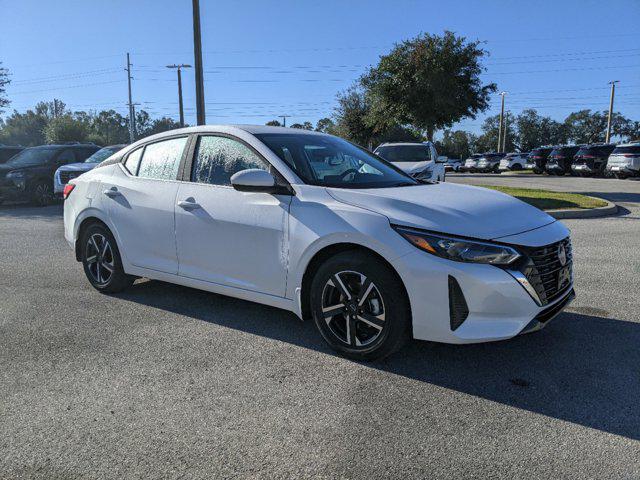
[444,158,462,172]
[475,153,506,173]
[460,153,482,172]
[545,145,581,175]
[529,146,554,174]
[63,125,574,360]
[373,141,446,182]
[54,144,127,195]
[0,143,100,205]
[571,144,616,176]
[0,145,25,164]
[605,141,640,178]
[499,152,529,171]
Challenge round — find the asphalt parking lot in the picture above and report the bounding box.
[1,176,639,479]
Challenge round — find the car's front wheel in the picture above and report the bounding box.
[310,251,410,361]
[30,180,54,206]
[81,223,134,293]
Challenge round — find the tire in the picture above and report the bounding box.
[309,251,411,361]
[80,223,134,293]
[511,163,522,171]
[30,180,54,206]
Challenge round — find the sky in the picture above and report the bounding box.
[1,0,639,136]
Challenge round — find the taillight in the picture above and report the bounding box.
[63,183,75,200]
[623,154,639,157]
[581,155,596,159]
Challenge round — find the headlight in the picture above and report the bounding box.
[393,226,521,266]
[6,170,25,179]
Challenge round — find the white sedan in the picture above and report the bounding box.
[63,125,574,360]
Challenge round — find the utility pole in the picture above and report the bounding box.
[192,0,206,125]
[125,53,136,142]
[166,64,192,127]
[497,92,506,153]
[279,115,289,127]
[605,80,619,144]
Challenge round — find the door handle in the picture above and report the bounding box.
[177,199,201,211]
[103,187,121,198]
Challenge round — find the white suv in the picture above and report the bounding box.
[374,142,446,182]
[499,153,529,171]
[63,126,574,360]
[606,142,640,178]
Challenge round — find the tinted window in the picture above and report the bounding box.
[0,148,22,162]
[612,145,640,155]
[124,147,143,174]
[576,145,615,157]
[375,145,431,163]
[6,147,58,167]
[257,133,417,189]
[85,146,124,163]
[192,136,267,186]
[56,149,76,164]
[137,137,187,180]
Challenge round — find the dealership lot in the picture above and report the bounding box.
[1,177,639,479]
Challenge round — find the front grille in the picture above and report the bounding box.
[59,171,81,185]
[519,237,573,306]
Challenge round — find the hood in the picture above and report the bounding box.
[391,160,434,175]
[327,182,556,240]
[56,162,97,173]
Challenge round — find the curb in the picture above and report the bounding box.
[547,197,618,219]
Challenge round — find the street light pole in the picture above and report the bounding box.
[605,80,619,144]
[192,0,206,125]
[166,64,192,127]
[497,92,507,153]
[125,53,136,142]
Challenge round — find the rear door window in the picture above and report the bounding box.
[55,149,77,165]
[137,137,187,180]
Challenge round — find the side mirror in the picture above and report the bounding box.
[436,155,448,163]
[230,169,292,195]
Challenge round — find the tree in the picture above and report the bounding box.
[436,129,476,159]
[290,121,313,130]
[143,117,182,137]
[265,120,281,127]
[332,86,377,147]
[44,114,91,144]
[515,109,567,152]
[563,109,629,144]
[361,31,496,140]
[0,63,11,114]
[0,108,49,146]
[315,117,335,133]
[475,112,516,153]
[91,109,129,145]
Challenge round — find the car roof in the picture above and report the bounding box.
[376,142,429,147]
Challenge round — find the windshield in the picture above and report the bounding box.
[374,145,430,163]
[85,146,123,163]
[256,133,418,189]
[5,147,58,167]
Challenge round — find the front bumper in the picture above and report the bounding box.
[391,222,573,344]
[0,184,27,200]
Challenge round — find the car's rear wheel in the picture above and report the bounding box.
[81,223,134,293]
[310,251,410,361]
[30,180,54,206]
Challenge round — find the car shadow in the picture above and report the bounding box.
[0,202,63,219]
[117,279,640,441]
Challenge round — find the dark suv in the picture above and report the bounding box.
[571,144,616,176]
[0,145,25,164]
[529,146,554,174]
[545,145,581,175]
[0,143,100,205]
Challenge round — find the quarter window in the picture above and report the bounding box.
[137,137,187,180]
[192,136,267,186]
[123,147,143,175]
